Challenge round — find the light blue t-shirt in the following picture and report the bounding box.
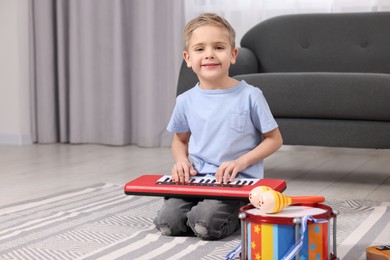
[167,80,278,178]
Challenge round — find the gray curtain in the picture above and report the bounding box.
[30,0,184,146]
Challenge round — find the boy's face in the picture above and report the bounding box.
[183,25,238,88]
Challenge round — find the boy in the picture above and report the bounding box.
[154,13,283,240]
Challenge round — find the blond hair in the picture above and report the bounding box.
[183,13,236,51]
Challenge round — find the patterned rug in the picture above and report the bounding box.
[0,183,389,260]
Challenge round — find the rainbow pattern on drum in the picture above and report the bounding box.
[247,221,329,260]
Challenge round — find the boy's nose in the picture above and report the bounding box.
[205,49,215,59]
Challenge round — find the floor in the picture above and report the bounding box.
[1,144,389,207]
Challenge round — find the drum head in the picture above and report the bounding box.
[246,205,327,218]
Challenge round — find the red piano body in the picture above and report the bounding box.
[124,174,287,200]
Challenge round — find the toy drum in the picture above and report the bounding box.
[239,204,338,260]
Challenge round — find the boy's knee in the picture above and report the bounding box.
[155,223,172,236]
[187,216,228,240]
[186,200,241,240]
[193,222,210,240]
[154,202,190,236]
[187,207,218,240]
[154,216,185,236]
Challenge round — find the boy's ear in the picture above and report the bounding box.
[183,51,192,68]
[230,48,238,65]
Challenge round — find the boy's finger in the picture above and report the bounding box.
[171,166,179,182]
[223,166,234,183]
[230,169,239,182]
[215,167,224,183]
[190,167,197,176]
[176,166,185,183]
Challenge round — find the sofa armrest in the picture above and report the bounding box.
[230,47,259,76]
[176,61,198,96]
[235,72,390,121]
[235,72,390,148]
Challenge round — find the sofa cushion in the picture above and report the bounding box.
[235,73,390,121]
[276,118,390,148]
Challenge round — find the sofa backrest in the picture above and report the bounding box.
[241,12,390,74]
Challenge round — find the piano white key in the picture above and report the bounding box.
[156,175,260,186]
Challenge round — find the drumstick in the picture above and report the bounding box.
[261,190,325,214]
[249,186,325,214]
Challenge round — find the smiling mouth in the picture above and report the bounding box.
[202,63,220,67]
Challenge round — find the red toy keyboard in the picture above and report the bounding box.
[124,175,286,200]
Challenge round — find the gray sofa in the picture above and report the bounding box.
[177,12,390,149]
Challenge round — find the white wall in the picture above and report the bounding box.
[0,0,31,145]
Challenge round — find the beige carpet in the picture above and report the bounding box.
[0,183,389,260]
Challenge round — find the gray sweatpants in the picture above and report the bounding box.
[154,197,246,240]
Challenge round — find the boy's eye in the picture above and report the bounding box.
[215,46,225,50]
[195,48,204,52]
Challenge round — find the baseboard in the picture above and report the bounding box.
[0,134,33,145]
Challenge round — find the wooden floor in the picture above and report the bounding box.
[1,144,389,206]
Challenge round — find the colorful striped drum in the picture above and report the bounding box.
[239,204,337,260]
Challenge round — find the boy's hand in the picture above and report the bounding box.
[172,161,197,183]
[215,159,247,184]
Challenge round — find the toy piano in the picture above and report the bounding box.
[124,174,287,200]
